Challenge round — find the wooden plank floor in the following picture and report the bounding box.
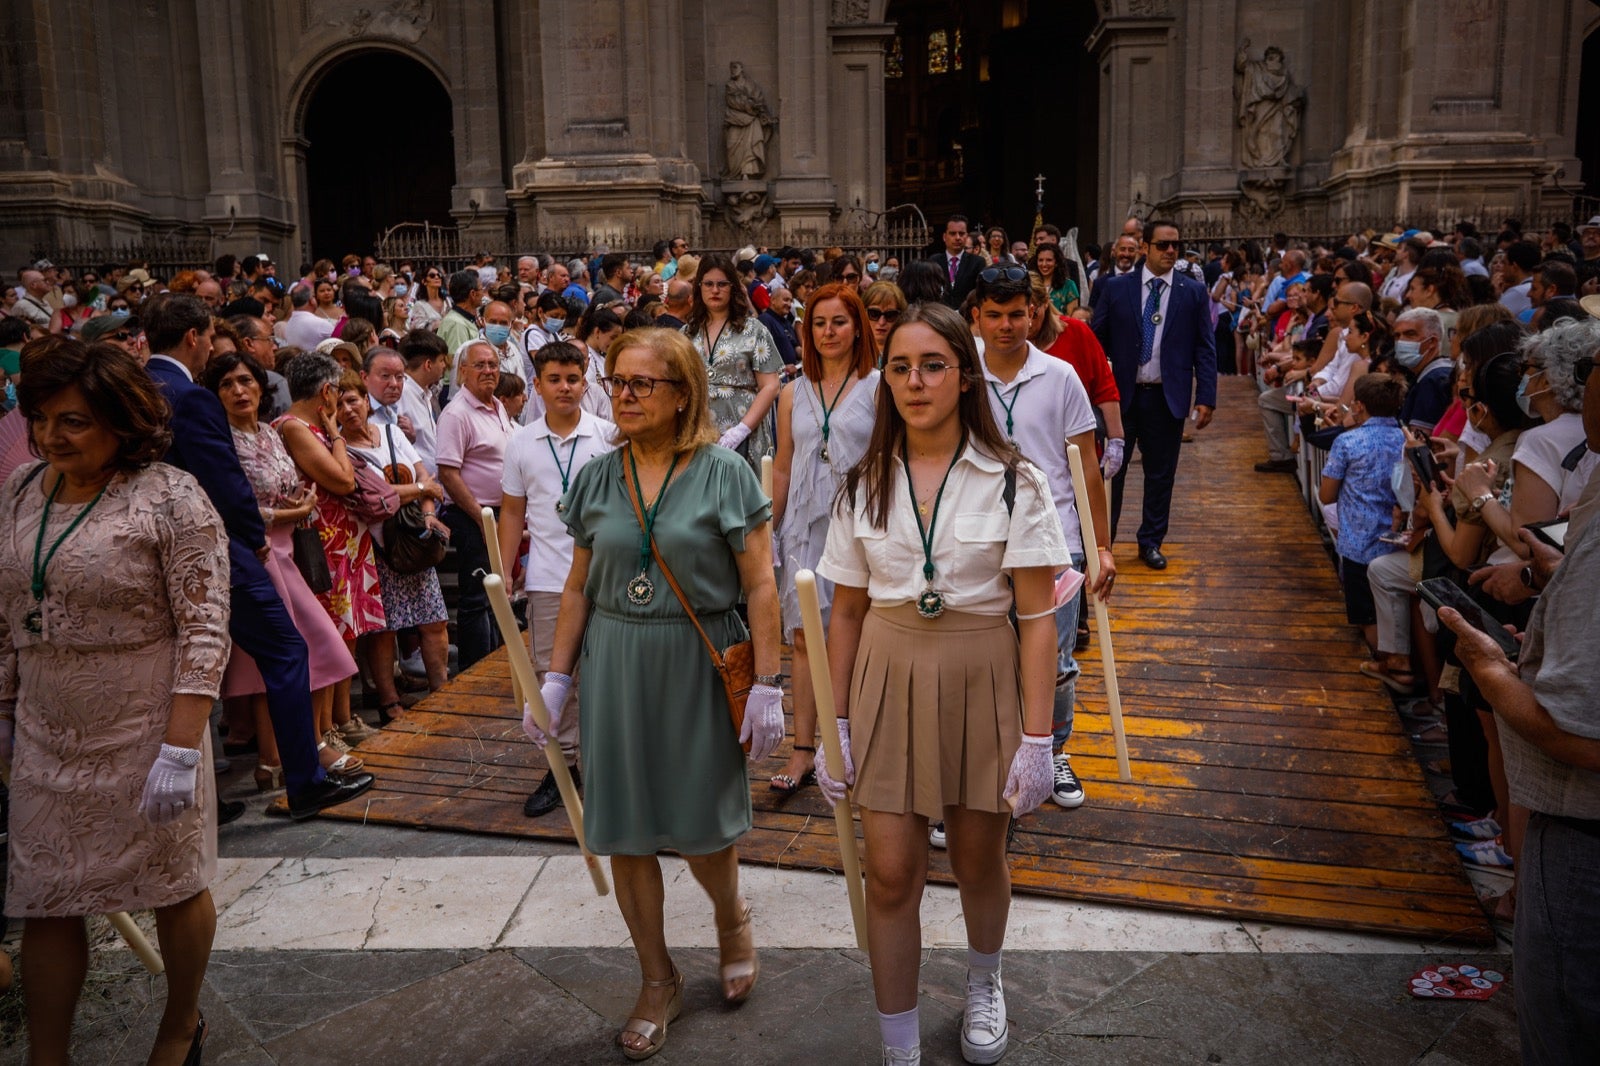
[297,376,1493,945]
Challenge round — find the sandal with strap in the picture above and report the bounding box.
[317,741,364,775]
[717,900,758,1006]
[770,746,816,796]
[617,968,683,1062]
[1359,660,1418,694]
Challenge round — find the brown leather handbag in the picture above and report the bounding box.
[624,460,753,752]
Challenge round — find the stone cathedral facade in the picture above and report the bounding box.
[0,0,1591,269]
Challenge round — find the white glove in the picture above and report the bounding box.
[1101,438,1126,480]
[815,719,855,806]
[525,672,572,748]
[1003,734,1055,816]
[740,683,785,761]
[138,743,202,825]
[718,423,752,451]
[0,715,13,772]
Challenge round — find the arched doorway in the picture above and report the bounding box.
[1578,15,1600,197]
[302,51,455,262]
[884,0,1100,245]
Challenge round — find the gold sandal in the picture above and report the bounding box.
[617,968,683,1061]
[716,901,758,1006]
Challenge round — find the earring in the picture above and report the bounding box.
[677,406,685,412]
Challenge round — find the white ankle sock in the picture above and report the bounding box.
[967,947,1002,974]
[878,1006,919,1049]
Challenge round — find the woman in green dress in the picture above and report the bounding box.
[531,326,785,1061]
[683,252,784,472]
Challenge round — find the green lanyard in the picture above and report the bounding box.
[816,375,851,462]
[988,378,1028,440]
[902,437,965,619]
[27,476,110,633]
[545,433,578,513]
[624,445,681,606]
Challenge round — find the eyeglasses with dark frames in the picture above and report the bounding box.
[601,375,681,398]
[1148,240,1182,251]
[979,266,1028,284]
[865,307,901,322]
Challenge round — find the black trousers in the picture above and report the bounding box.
[1110,384,1186,551]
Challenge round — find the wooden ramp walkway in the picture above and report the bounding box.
[296,377,1492,946]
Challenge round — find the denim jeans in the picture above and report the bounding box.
[1050,552,1087,751]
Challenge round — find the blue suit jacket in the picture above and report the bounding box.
[147,356,268,586]
[1090,270,1218,421]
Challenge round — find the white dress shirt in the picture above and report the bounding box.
[281,309,335,350]
[818,447,1070,615]
[395,373,440,474]
[1136,264,1176,384]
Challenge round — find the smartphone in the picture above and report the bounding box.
[1406,445,1444,491]
[1378,531,1410,546]
[1416,578,1521,659]
[1524,518,1568,552]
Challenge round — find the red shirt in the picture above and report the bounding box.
[1043,317,1120,406]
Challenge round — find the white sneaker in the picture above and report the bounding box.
[960,967,1008,1064]
[882,1047,921,1064]
[398,650,426,678]
[1051,753,1085,808]
[929,821,947,849]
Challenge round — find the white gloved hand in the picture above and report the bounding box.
[1101,438,1126,480]
[815,719,855,806]
[740,683,785,761]
[525,672,573,748]
[718,423,752,451]
[138,743,202,825]
[1003,734,1055,816]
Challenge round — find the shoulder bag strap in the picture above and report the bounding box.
[621,449,726,669]
[386,423,399,483]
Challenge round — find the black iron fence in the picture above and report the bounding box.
[28,236,216,282]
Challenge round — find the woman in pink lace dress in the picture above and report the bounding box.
[272,351,386,753]
[0,340,230,1065]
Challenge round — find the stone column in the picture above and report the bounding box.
[827,10,894,228]
[1168,0,1241,221]
[1087,4,1179,239]
[770,3,835,236]
[444,0,510,246]
[522,0,701,241]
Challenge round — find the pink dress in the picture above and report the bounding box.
[224,422,357,696]
[272,415,387,640]
[0,464,230,915]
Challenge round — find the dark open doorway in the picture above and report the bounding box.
[304,51,455,261]
[1578,19,1600,197]
[884,1,1101,248]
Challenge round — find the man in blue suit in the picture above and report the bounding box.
[142,293,373,819]
[1090,219,1218,569]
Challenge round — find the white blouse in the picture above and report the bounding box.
[818,445,1070,616]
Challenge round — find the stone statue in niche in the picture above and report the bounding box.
[723,61,775,180]
[1234,39,1303,169]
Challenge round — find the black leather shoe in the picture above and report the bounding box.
[1139,546,1168,570]
[523,765,579,818]
[218,799,247,826]
[287,771,375,821]
[1254,458,1297,473]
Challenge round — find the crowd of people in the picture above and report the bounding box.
[1,209,1594,1063]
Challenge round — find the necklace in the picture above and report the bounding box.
[989,377,1029,441]
[546,431,579,514]
[815,374,851,463]
[28,475,111,635]
[902,437,966,619]
[625,445,681,606]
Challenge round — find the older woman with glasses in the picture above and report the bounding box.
[683,252,783,472]
[533,327,782,1059]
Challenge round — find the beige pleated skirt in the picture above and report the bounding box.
[848,604,1023,819]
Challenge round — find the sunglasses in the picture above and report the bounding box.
[838,272,860,282]
[1148,240,1181,251]
[979,266,1028,284]
[865,307,900,322]
[111,330,134,341]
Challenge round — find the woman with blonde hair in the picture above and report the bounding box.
[532,326,784,1059]
[861,280,908,357]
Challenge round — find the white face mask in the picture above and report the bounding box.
[1458,421,1491,458]
[62,293,78,308]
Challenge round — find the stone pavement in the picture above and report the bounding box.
[0,773,1522,1065]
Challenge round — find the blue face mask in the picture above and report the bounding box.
[1393,339,1424,369]
[545,318,565,334]
[1516,372,1548,417]
[3,381,15,410]
[394,283,408,297]
[484,324,511,347]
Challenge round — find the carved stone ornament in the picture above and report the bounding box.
[831,0,871,23]
[723,185,775,238]
[723,61,775,180]
[324,0,435,43]
[1238,177,1288,220]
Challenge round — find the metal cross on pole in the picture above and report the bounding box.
[1032,173,1047,243]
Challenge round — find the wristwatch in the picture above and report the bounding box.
[754,672,783,687]
[1519,565,1536,590]
[1469,492,1495,514]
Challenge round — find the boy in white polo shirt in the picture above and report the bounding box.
[974,267,1115,811]
[498,342,617,817]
